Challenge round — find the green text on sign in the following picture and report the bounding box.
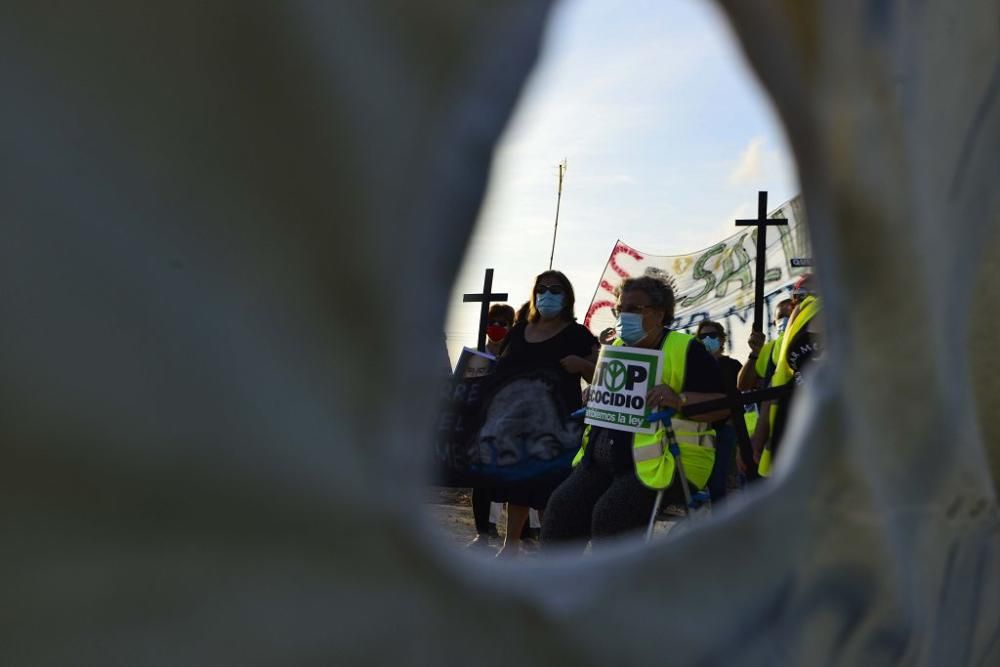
[585,345,664,434]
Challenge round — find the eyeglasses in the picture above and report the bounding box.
[611,304,652,317]
[535,284,565,295]
[697,332,721,340]
[488,320,511,327]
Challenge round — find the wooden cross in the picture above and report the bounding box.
[735,191,788,332]
[462,268,509,352]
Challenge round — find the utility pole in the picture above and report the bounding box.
[548,159,567,270]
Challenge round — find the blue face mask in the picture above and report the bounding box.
[776,317,789,335]
[535,292,564,318]
[701,335,722,354]
[616,312,646,345]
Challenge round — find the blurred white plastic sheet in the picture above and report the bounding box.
[2,1,998,665]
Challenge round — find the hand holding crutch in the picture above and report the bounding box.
[644,408,695,541]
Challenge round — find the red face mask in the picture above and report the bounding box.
[486,325,509,342]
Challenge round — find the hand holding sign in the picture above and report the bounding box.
[584,345,664,434]
[646,384,682,411]
[598,327,617,345]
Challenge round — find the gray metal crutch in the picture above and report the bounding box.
[644,408,694,541]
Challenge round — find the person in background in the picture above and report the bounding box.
[507,300,543,544]
[542,276,726,549]
[484,303,516,358]
[695,320,741,503]
[514,300,530,326]
[738,298,794,392]
[751,274,821,476]
[736,297,794,481]
[466,304,515,550]
[491,271,598,558]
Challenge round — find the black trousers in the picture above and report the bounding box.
[541,430,687,548]
[471,487,493,535]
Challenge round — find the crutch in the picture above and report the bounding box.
[644,408,695,541]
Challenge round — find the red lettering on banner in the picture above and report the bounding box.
[600,279,617,295]
[585,299,616,328]
[609,243,644,279]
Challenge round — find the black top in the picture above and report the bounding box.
[717,355,743,395]
[771,326,822,452]
[712,354,743,429]
[487,320,598,508]
[495,320,598,413]
[677,333,725,395]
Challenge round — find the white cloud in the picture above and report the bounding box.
[729,136,766,185]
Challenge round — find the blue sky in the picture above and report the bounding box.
[446,0,798,362]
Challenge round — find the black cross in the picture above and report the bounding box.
[735,191,788,333]
[462,268,509,352]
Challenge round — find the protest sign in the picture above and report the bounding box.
[453,347,496,379]
[585,345,664,434]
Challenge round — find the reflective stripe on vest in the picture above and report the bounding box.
[630,332,715,490]
[758,448,773,477]
[744,409,758,437]
[760,296,820,477]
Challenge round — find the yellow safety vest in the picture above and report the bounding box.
[754,333,784,380]
[759,296,820,477]
[754,339,776,378]
[573,331,716,490]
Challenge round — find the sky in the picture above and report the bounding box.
[445,0,799,364]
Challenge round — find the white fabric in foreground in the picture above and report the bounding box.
[1,1,997,665]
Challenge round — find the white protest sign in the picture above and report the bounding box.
[585,345,664,434]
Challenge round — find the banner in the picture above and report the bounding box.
[585,345,663,434]
[584,195,811,355]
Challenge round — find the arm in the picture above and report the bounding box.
[645,385,729,423]
[737,357,761,391]
[560,344,599,383]
[737,331,767,391]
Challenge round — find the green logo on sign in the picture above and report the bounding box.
[605,360,628,391]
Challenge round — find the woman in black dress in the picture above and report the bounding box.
[490,270,598,558]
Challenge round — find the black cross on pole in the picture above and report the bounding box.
[462,268,509,352]
[735,191,788,333]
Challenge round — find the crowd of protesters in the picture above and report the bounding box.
[449,269,820,556]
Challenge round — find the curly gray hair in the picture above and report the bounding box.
[615,273,677,326]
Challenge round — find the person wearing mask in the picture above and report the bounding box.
[490,271,598,558]
[751,275,822,476]
[466,304,515,550]
[735,298,792,480]
[484,303,516,358]
[738,298,795,392]
[695,320,741,502]
[542,276,727,548]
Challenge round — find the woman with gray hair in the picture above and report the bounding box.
[542,275,727,547]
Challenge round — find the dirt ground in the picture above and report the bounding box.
[424,486,688,555]
[423,487,485,548]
